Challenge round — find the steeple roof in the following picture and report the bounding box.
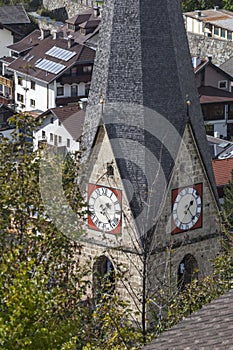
[82,0,219,236]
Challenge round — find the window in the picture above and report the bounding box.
[67,138,70,148]
[205,124,214,136]
[57,86,64,96]
[177,254,198,291]
[59,136,62,143]
[214,26,220,36]
[17,93,24,102]
[80,27,86,35]
[50,133,53,142]
[83,65,92,73]
[50,117,54,124]
[30,80,35,90]
[221,28,226,38]
[85,83,91,96]
[30,99,35,107]
[93,256,115,303]
[68,23,75,31]
[228,31,232,41]
[71,85,77,96]
[18,76,23,86]
[58,120,61,126]
[54,135,58,146]
[218,80,228,89]
[42,130,46,139]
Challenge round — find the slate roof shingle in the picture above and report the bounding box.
[143,289,233,350]
[0,5,30,25]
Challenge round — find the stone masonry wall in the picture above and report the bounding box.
[43,0,94,18]
[187,32,233,66]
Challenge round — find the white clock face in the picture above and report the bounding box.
[89,187,121,232]
[173,187,202,231]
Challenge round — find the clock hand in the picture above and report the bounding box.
[182,200,195,221]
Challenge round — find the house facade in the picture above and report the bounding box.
[33,105,85,152]
[0,5,35,57]
[0,8,99,113]
[184,8,233,41]
[194,57,233,138]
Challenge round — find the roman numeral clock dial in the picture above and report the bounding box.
[172,183,203,234]
[88,184,122,234]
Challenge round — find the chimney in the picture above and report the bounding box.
[214,6,219,11]
[79,98,88,111]
[93,5,100,17]
[40,27,50,40]
[192,56,201,69]
[52,30,58,40]
[208,56,212,62]
[67,35,74,48]
[195,10,202,18]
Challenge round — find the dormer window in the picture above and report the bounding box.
[80,28,86,35]
[68,23,75,31]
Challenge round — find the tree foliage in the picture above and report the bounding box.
[0,114,143,349]
[181,0,233,11]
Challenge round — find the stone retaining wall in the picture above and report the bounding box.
[187,32,233,66]
[43,0,94,18]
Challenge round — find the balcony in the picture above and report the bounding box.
[0,75,13,88]
[58,74,91,85]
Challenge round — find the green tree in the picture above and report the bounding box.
[0,114,144,349]
[223,170,233,227]
[181,0,223,11]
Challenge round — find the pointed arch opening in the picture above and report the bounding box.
[93,255,115,302]
[177,254,198,291]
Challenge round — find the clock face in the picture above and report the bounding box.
[88,184,122,234]
[172,183,202,234]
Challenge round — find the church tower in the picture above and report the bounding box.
[80,0,221,314]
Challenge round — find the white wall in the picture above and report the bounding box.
[14,72,56,113]
[33,115,79,152]
[0,28,13,57]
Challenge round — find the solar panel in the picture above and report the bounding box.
[45,46,76,61]
[35,58,65,74]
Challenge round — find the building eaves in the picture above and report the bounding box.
[7,29,41,53]
[198,86,233,104]
[7,36,94,84]
[195,60,233,81]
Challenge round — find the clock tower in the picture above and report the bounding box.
[80,0,222,314]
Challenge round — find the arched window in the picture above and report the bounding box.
[177,254,198,291]
[93,255,115,302]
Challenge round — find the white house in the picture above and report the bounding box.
[4,28,95,114]
[0,5,33,57]
[0,7,100,112]
[184,7,233,41]
[33,105,85,153]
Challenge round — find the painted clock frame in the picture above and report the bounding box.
[171,183,203,235]
[88,183,122,234]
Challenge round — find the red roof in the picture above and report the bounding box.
[212,158,233,186]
